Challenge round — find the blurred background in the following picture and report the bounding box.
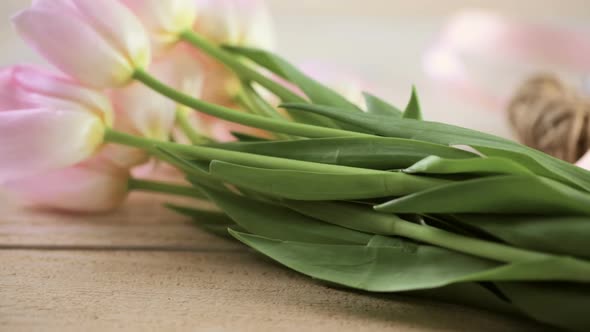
[1,0,589,138]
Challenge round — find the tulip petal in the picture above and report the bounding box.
[194,0,241,44]
[0,68,30,110]
[99,143,149,169]
[111,82,176,141]
[122,0,196,49]
[240,0,275,49]
[2,65,114,125]
[13,1,135,88]
[4,157,129,213]
[71,0,150,70]
[0,109,104,182]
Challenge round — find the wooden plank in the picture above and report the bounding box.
[0,192,240,250]
[0,250,548,332]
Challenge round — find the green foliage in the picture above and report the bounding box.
[156,42,590,331]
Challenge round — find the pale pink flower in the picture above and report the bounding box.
[12,0,150,88]
[0,108,105,182]
[121,0,197,54]
[0,65,113,124]
[0,65,108,181]
[3,155,130,213]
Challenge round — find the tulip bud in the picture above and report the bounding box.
[12,0,150,88]
[121,0,197,55]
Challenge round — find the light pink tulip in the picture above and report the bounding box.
[0,65,113,125]
[0,108,104,182]
[3,155,130,213]
[194,0,275,49]
[12,0,150,88]
[0,65,110,182]
[121,0,197,54]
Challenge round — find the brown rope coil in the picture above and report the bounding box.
[507,74,590,163]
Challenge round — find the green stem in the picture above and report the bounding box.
[104,128,379,175]
[390,220,549,263]
[128,178,206,200]
[235,84,294,141]
[239,83,286,120]
[175,109,211,145]
[133,68,365,139]
[180,30,305,103]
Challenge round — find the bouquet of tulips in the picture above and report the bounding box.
[2,1,590,331]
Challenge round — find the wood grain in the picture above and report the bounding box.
[0,249,548,332]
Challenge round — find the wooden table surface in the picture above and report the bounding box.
[1,192,551,332]
[1,0,588,331]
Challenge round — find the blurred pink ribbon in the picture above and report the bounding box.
[423,10,590,168]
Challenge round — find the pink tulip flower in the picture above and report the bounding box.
[3,155,130,213]
[0,108,105,183]
[0,65,113,124]
[121,0,197,55]
[0,65,109,182]
[12,0,150,88]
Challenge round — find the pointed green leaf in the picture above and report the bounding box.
[164,203,240,238]
[231,231,590,288]
[165,203,232,224]
[199,187,371,245]
[453,214,590,259]
[363,92,402,117]
[211,137,477,170]
[284,200,410,236]
[497,282,590,332]
[376,175,590,215]
[230,230,499,291]
[209,160,451,200]
[280,103,590,191]
[402,86,422,120]
[404,156,534,175]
